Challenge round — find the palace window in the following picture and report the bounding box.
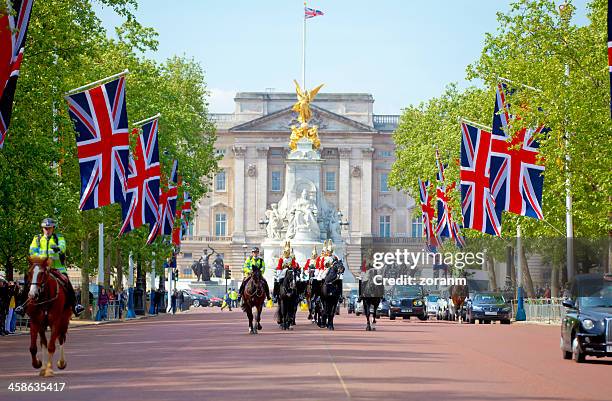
[379,215,391,238]
[325,171,336,192]
[271,171,282,192]
[215,213,227,236]
[215,171,226,192]
[215,148,226,157]
[380,150,392,158]
[380,173,390,192]
[411,216,423,238]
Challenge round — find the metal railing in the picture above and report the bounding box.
[509,298,566,323]
[92,300,125,321]
[183,235,233,242]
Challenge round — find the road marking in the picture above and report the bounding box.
[325,341,351,399]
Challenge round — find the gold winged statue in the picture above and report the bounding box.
[292,80,324,124]
[290,80,324,150]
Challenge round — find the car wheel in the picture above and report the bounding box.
[572,337,585,363]
[193,300,200,307]
[483,320,491,324]
[355,311,361,316]
[501,319,511,325]
[418,314,428,321]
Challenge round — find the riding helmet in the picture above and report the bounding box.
[41,218,56,228]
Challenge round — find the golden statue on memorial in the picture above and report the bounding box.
[290,80,324,151]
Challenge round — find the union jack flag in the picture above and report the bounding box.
[418,179,438,248]
[119,119,161,235]
[305,6,324,19]
[490,83,545,220]
[0,0,34,148]
[65,76,129,210]
[434,149,465,247]
[460,122,502,237]
[172,177,192,247]
[147,160,178,244]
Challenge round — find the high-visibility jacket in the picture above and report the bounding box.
[29,233,67,273]
[243,256,265,276]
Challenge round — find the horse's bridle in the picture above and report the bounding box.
[28,263,60,306]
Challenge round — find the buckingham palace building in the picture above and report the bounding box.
[177,91,424,280]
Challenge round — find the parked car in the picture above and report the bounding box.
[347,294,358,314]
[465,292,512,324]
[425,294,440,317]
[209,296,223,307]
[436,297,450,320]
[560,273,612,363]
[388,285,427,321]
[190,293,210,307]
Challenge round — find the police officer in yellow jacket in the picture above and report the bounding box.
[15,218,84,316]
[238,247,271,300]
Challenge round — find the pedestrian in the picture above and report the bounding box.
[5,282,17,334]
[179,290,185,311]
[230,288,238,308]
[98,288,109,321]
[0,279,8,336]
[171,289,177,315]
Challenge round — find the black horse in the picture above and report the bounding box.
[359,269,384,331]
[320,258,344,330]
[306,270,323,325]
[277,269,299,330]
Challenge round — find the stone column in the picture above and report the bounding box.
[256,146,269,230]
[361,147,374,236]
[232,146,247,242]
[338,147,351,226]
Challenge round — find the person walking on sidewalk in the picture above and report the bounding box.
[97,288,109,321]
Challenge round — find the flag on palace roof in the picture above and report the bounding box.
[305,7,324,19]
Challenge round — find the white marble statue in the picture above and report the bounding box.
[265,203,283,240]
[286,189,319,239]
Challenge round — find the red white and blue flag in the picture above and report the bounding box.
[65,76,129,210]
[305,6,324,19]
[172,177,192,247]
[434,149,465,247]
[418,178,439,248]
[0,0,34,148]
[147,160,178,244]
[460,122,503,237]
[490,83,545,220]
[119,119,161,235]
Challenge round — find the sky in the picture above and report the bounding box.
[94,0,589,115]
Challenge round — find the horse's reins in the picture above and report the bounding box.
[26,268,61,308]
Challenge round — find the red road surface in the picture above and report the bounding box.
[0,308,610,401]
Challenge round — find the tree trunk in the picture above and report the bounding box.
[486,253,497,291]
[521,248,536,298]
[551,264,560,298]
[104,236,111,290]
[608,234,612,274]
[115,247,123,290]
[5,257,14,281]
[80,237,92,320]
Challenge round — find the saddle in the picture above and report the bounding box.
[49,269,69,290]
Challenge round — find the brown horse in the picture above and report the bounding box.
[241,268,266,334]
[25,257,72,377]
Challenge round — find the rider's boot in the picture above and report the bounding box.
[263,280,271,300]
[62,273,84,316]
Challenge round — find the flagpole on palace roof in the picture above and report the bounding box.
[302,2,307,88]
[65,69,130,96]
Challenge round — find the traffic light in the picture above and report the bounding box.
[174,268,179,281]
[225,266,231,279]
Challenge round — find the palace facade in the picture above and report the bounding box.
[177,91,424,279]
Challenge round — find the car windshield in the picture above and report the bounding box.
[473,294,505,304]
[393,286,422,298]
[576,279,612,308]
[427,295,439,302]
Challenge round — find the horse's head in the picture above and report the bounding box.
[283,269,297,292]
[27,257,51,299]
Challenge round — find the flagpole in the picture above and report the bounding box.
[65,69,130,96]
[133,113,161,127]
[302,2,307,88]
[458,117,492,132]
[498,76,542,93]
[515,224,526,321]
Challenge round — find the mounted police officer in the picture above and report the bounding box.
[16,218,84,316]
[239,247,271,301]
